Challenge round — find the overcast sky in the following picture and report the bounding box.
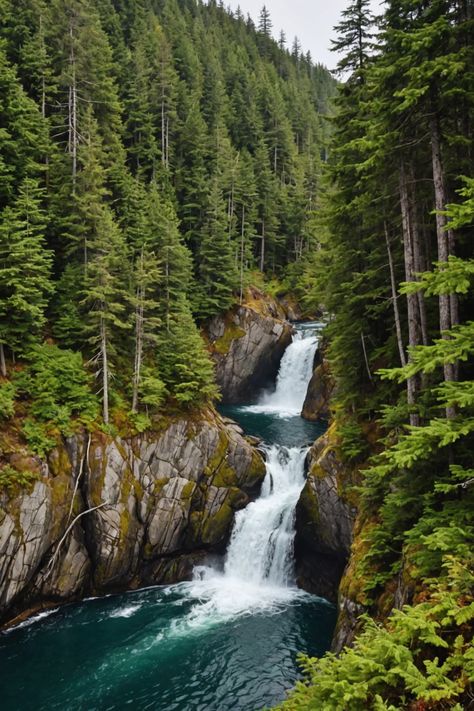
[224,0,380,71]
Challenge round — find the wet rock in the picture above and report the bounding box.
[208,292,293,403]
[295,424,356,602]
[301,358,334,421]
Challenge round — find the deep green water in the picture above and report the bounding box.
[0,584,335,711]
[220,405,327,447]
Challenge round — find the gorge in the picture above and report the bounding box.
[0,321,341,710]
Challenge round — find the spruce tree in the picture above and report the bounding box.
[0,177,53,373]
[193,175,239,319]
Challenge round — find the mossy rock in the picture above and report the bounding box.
[297,480,321,539]
[201,499,234,545]
[213,322,246,356]
[242,450,266,491]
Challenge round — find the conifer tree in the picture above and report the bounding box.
[82,206,129,424]
[257,5,272,58]
[193,175,239,318]
[331,0,375,77]
[0,177,53,374]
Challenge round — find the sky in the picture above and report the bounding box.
[224,0,379,71]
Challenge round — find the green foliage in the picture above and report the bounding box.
[275,558,474,711]
[337,414,370,463]
[158,302,218,407]
[127,410,152,435]
[21,417,56,457]
[0,380,16,419]
[0,464,40,492]
[15,343,98,431]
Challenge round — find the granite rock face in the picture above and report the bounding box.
[0,411,265,624]
[208,293,293,403]
[301,357,334,421]
[294,423,356,603]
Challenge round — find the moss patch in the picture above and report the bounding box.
[213,322,246,356]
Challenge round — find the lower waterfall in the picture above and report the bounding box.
[224,446,307,587]
[187,323,323,618]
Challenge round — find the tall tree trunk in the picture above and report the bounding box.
[400,161,421,426]
[384,222,406,368]
[132,272,144,413]
[430,112,457,416]
[240,206,245,305]
[260,218,265,272]
[161,94,166,167]
[101,316,109,425]
[68,24,78,189]
[0,343,6,377]
[407,164,429,346]
[165,245,170,333]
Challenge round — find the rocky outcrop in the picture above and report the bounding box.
[301,358,334,421]
[0,410,265,625]
[207,289,293,403]
[294,423,356,603]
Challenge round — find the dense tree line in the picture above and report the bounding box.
[282,0,474,707]
[0,0,335,427]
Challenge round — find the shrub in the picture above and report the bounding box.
[15,343,98,431]
[0,381,16,420]
[0,464,40,492]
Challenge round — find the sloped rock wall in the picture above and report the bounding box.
[207,292,293,403]
[0,411,265,625]
[295,423,356,603]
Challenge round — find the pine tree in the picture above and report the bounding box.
[0,177,53,373]
[146,182,193,331]
[131,245,162,412]
[193,175,239,318]
[331,0,375,77]
[257,5,273,58]
[82,206,129,424]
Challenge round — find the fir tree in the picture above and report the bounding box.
[0,177,53,373]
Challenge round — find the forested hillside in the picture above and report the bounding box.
[0,0,335,441]
[278,0,474,708]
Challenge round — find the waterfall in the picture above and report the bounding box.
[247,324,319,417]
[223,445,307,586]
[185,324,321,620]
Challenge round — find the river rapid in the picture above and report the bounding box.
[0,322,335,711]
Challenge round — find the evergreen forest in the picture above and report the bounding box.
[0,0,473,709]
[0,0,335,430]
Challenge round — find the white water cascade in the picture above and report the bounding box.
[246,325,319,417]
[182,324,322,624]
[223,445,307,587]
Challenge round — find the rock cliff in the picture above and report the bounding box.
[0,410,265,625]
[294,423,356,603]
[301,358,334,421]
[207,289,293,403]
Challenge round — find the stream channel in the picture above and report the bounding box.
[0,322,336,711]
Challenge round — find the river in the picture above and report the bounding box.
[0,322,335,711]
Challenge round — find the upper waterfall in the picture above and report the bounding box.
[247,323,320,417]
